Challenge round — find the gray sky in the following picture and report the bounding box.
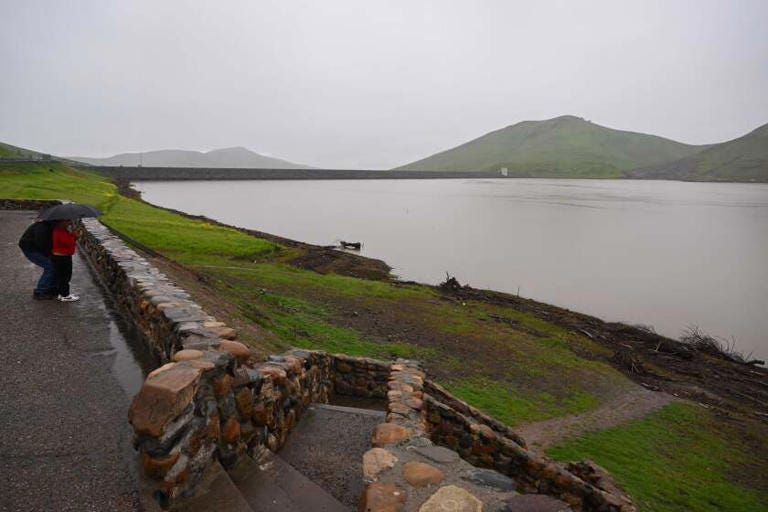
[1,0,767,169]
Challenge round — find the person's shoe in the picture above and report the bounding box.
[33,292,55,300]
[58,294,80,302]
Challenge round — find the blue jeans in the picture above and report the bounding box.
[22,250,56,295]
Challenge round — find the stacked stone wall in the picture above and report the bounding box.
[424,380,527,447]
[79,219,193,360]
[332,354,390,398]
[129,348,333,506]
[422,385,635,511]
[0,198,61,210]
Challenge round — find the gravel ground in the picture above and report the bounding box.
[515,385,677,449]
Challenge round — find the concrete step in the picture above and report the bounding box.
[278,403,385,508]
[229,452,349,512]
[177,461,254,512]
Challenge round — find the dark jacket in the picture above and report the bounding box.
[18,221,53,255]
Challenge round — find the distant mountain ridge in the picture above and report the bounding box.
[69,146,312,169]
[396,115,709,178]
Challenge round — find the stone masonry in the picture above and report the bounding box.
[358,360,636,512]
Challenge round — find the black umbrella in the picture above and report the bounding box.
[38,203,101,221]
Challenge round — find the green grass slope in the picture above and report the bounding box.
[548,403,767,512]
[629,122,768,182]
[397,115,706,178]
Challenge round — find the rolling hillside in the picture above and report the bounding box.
[69,146,312,169]
[628,122,768,182]
[397,115,707,178]
[0,141,48,159]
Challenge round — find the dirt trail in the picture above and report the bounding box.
[516,385,677,450]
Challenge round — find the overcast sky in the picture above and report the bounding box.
[1,0,766,169]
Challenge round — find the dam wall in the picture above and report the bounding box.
[87,165,508,181]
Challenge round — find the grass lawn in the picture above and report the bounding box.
[548,402,767,512]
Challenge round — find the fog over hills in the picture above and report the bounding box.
[396,115,709,178]
[69,147,312,169]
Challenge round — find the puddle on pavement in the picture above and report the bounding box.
[78,254,159,398]
[107,317,155,397]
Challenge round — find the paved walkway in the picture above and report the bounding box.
[0,211,145,512]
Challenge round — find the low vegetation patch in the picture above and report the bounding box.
[104,199,280,263]
[679,325,760,364]
[445,377,600,427]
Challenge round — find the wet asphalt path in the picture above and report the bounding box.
[0,211,145,511]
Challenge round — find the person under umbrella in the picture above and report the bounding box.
[18,203,100,301]
[51,220,81,301]
[18,219,56,299]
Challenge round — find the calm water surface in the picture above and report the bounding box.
[135,179,768,360]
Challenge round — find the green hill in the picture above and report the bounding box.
[0,141,49,160]
[396,115,707,178]
[628,122,768,182]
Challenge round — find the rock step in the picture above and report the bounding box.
[229,452,349,512]
[177,461,254,512]
[278,402,386,508]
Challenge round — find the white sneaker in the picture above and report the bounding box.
[58,294,80,302]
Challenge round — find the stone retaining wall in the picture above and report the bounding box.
[354,361,636,511]
[79,219,213,361]
[422,386,635,511]
[424,379,528,448]
[0,198,61,210]
[129,347,334,506]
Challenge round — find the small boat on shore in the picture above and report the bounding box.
[339,240,362,251]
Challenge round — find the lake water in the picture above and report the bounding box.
[135,179,768,360]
